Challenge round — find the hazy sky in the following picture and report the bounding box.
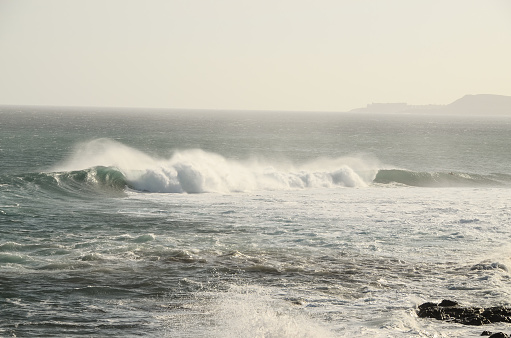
[1,0,510,111]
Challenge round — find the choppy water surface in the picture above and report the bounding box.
[1,107,510,337]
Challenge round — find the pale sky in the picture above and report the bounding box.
[1,0,510,111]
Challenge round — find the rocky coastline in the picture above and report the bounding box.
[418,300,511,337]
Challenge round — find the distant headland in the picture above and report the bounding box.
[349,94,511,115]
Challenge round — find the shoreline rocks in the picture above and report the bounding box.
[418,300,511,337]
[417,300,511,326]
[481,332,509,338]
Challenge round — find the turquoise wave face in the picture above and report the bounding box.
[0,166,128,198]
[61,166,128,191]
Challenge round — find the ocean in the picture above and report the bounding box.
[0,106,510,337]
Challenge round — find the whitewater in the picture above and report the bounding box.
[1,107,511,337]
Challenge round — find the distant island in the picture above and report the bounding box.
[349,94,511,115]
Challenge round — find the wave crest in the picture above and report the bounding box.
[53,139,379,193]
[127,158,371,193]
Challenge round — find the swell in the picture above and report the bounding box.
[3,138,508,196]
[5,168,503,195]
[374,169,510,187]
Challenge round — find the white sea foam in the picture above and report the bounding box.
[193,284,337,338]
[54,139,380,193]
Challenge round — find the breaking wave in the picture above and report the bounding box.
[4,139,508,195]
[50,139,379,193]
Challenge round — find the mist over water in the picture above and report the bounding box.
[1,108,511,337]
[49,136,510,193]
[53,138,380,193]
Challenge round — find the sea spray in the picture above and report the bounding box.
[207,284,337,338]
[52,139,380,193]
[160,283,337,338]
[52,138,157,172]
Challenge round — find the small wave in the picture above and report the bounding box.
[471,262,508,272]
[373,169,507,187]
[0,242,24,252]
[133,234,155,243]
[459,218,480,224]
[0,253,30,264]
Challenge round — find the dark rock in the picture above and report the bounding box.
[439,299,458,307]
[481,332,493,336]
[459,314,491,326]
[417,300,511,326]
[489,333,509,338]
[418,302,439,310]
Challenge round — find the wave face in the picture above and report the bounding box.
[0,166,128,198]
[51,139,380,193]
[5,139,507,195]
[374,169,510,187]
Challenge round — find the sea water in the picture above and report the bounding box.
[0,107,510,337]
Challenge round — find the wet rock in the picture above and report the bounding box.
[489,333,510,338]
[417,300,511,326]
[439,299,458,307]
[481,332,510,337]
